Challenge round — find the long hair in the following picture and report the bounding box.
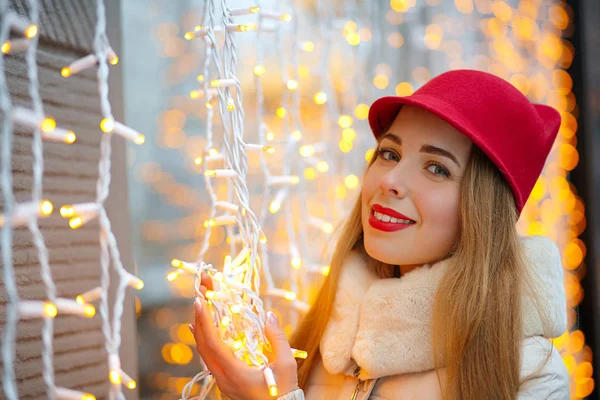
[290,142,551,398]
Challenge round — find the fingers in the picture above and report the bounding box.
[264,311,293,363]
[201,272,213,290]
[191,299,224,378]
[194,296,246,372]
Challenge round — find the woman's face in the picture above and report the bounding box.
[361,105,473,269]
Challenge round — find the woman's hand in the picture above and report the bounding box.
[189,273,299,400]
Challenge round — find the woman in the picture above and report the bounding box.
[190,69,570,399]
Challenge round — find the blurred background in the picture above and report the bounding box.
[118,0,599,398]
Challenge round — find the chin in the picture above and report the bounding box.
[363,235,403,265]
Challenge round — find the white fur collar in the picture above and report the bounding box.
[320,236,567,380]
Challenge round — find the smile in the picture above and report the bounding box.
[368,204,416,232]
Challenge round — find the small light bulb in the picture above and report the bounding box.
[100,118,115,133]
[2,41,11,54]
[284,291,297,301]
[299,145,314,157]
[109,370,121,384]
[60,205,74,218]
[233,340,243,350]
[263,146,275,154]
[249,6,260,13]
[109,56,119,65]
[208,148,219,157]
[135,280,144,290]
[314,91,327,104]
[194,156,202,165]
[230,304,242,313]
[210,79,221,88]
[338,115,353,128]
[190,90,201,99]
[291,176,300,184]
[69,216,83,229]
[167,271,179,281]
[316,161,329,172]
[184,32,194,40]
[205,291,216,300]
[41,118,56,133]
[276,107,287,118]
[287,79,299,90]
[44,302,58,318]
[196,74,204,82]
[65,131,76,144]
[81,394,96,400]
[214,272,224,282]
[221,316,231,327]
[135,134,145,145]
[40,200,54,216]
[302,41,315,52]
[61,67,71,78]
[322,223,334,233]
[253,65,266,76]
[269,385,279,396]
[227,99,235,111]
[127,380,136,389]
[25,25,38,39]
[292,349,308,359]
[291,130,302,141]
[266,131,275,141]
[171,259,182,268]
[291,257,301,269]
[321,265,330,276]
[281,14,292,22]
[83,304,96,318]
[269,201,281,214]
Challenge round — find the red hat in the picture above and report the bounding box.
[368,69,561,214]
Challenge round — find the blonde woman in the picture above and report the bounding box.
[190,69,570,399]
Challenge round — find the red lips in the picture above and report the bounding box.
[371,204,415,222]
[368,204,416,233]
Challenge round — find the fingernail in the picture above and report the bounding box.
[195,297,202,310]
[267,311,279,327]
[188,324,195,334]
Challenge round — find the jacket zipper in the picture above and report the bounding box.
[351,365,365,400]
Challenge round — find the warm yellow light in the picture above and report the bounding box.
[281,14,292,22]
[221,316,231,327]
[81,394,96,400]
[65,131,76,144]
[292,349,308,359]
[205,291,216,300]
[227,102,235,112]
[321,265,331,276]
[249,6,260,13]
[259,234,267,244]
[231,304,242,313]
[290,176,300,184]
[135,280,144,290]
[109,56,119,66]
[213,272,224,282]
[61,67,71,78]
[344,20,357,33]
[109,370,121,384]
[135,134,146,145]
[314,91,327,105]
[316,161,329,172]
[76,295,84,305]
[210,79,221,88]
[40,200,54,216]
[60,205,74,218]
[44,302,58,318]
[276,107,287,118]
[204,170,217,178]
[263,146,275,154]
[269,201,281,214]
[284,291,297,301]
[291,257,301,269]
[338,115,353,128]
[291,130,302,141]
[41,118,56,133]
[342,128,356,141]
[171,258,182,268]
[208,148,219,157]
[299,145,315,157]
[167,271,179,281]
[373,74,389,89]
[346,32,361,46]
[253,65,266,76]
[100,118,115,133]
[69,216,83,229]
[1,41,10,54]
[365,148,376,163]
[196,74,204,82]
[354,103,369,120]
[345,174,360,189]
[287,80,299,90]
[194,156,203,165]
[269,385,279,396]
[266,131,275,141]
[190,90,201,99]
[304,168,316,180]
[302,41,315,52]
[322,223,334,233]
[233,340,244,350]
[184,32,194,40]
[83,304,96,318]
[390,0,410,12]
[127,380,136,390]
[339,140,353,153]
[25,25,38,39]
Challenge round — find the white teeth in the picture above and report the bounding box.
[373,209,413,224]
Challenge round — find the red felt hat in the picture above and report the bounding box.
[368,69,561,214]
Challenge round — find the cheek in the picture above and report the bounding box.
[417,185,462,244]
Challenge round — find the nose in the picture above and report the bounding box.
[379,166,408,198]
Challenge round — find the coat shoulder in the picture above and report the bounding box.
[519,336,570,399]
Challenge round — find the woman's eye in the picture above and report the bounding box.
[377,148,399,162]
[427,163,450,177]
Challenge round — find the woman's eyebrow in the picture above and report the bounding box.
[420,145,461,168]
[380,132,461,168]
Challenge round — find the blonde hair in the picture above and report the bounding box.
[290,144,549,398]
